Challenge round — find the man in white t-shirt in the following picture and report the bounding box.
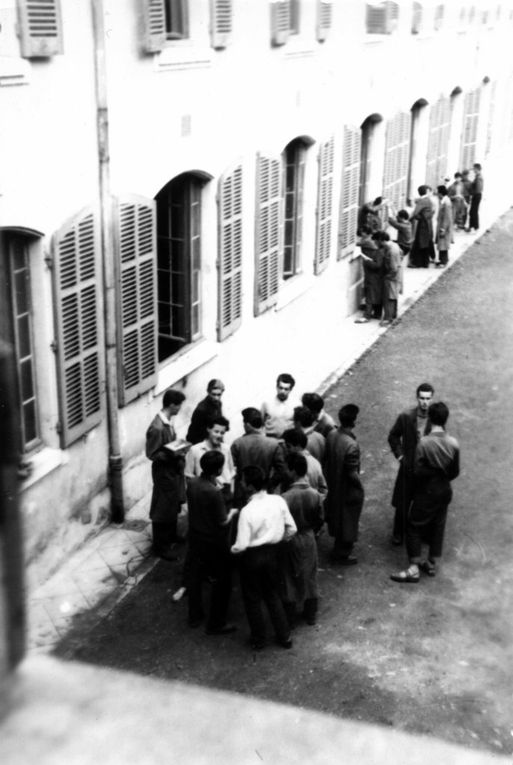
[261,372,298,438]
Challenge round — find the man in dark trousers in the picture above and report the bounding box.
[186,450,239,633]
[388,382,434,546]
[468,162,484,232]
[325,404,364,565]
[391,402,460,583]
[145,388,186,560]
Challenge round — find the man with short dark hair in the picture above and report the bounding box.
[301,392,336,438]
[231,466,296,650]
[230,407,286,507]
[186,451,239,632]
[261,373,298,438]
[388,383,434,546]
[145,388,187,560]
[391,402,460,583]
[293,405,326,464]
[281,453,324,627]
[325,404,364,565]
[186,379,225,445]
[185,415,235,500]
[408,185,435,268]
[282,428,328,500]
[468,162,483,232]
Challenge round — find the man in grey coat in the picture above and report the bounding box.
[436,185,453,267]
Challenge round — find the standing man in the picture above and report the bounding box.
[282,428,328,501]
[281,453,324,627]
[408,186,435,268]
[468,163,484,233]
[354,225,384,324]
[301,392,336,438]
[378,232,402,326]
[186,451,239,632]
[145,388,187,560]
[186,379,225,445]
[325,404,364,565]
[436,185,453,268]
[391,402,460,583]
[185,415,235,502]
[293,405,326,465]
[231,466,296,651]
[230,407,286,507]
[261,373,297,438]
[388,383,434,546]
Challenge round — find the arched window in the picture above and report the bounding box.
[283,138,308,280]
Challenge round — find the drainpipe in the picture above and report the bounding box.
[91,0,124,523]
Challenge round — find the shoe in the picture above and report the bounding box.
[390,566,420,583]
[153,548,178,562]
[331,554,358,566]
[277,636,293,649]
[379,320,391,327]
[303,614,317,626]
[250,638,265,651]
[419,560,436,577]
[205,623,237,635]
[354,317,370,324]
[172,586,187,602]
[188,619,203,628]
[391,535,403,546]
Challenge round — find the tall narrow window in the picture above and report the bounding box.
[156,174,203,361]
[289,0,300,33]
[0,233,39,451]
[426,96,451,188]
[460,89,480,169]
[365,1,399,34]
[383,112,411,210]
[165,0,189,39]
[283,139,306,280]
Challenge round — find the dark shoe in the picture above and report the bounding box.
[250,638,265,651]
[277,636,293,649]
[391,535,403,546]
[188,619,203,628]
[332,554,358,566]
[153,548,178,562]
[419,560,436,577]
[303,614,317,626]
[390,567,420,583]
[205,623,237,635]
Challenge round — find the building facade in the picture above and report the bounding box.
[2,0,513,569]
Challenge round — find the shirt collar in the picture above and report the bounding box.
[158,410,172,426]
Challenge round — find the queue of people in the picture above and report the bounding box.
[355,163,484,325]
[144,373,460,650]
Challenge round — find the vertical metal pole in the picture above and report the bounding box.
[91,0,124,522]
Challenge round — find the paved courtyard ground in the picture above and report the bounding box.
[54,210,513,758]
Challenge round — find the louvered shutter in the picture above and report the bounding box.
[316,0,333,41]
[315,137,334,275]
[270,0,290,45]
[52,208,103,447]
[218,165,243,340]
[485,81,497,157]
[142,0,166,53]
[411,1,423,34]
[210,0,232,48]
[255,154,282,315]
[383,112,410,210]
[434,4,444,30]
[114,196,158,406]
[426,96,451,188]
[18,0,63,57]
[460,89,481,169]
[366,1,399,34]
[339,127,361,259]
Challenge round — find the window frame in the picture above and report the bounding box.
[282,139,306,281]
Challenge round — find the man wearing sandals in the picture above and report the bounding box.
[391,402,460,583]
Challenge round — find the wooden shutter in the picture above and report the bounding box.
[434,4,444,30]
[142,0,166,53]
[52,207,103,447]
[210,0,232,48]
[383,112,410,210]
[18,0,63,57]
[114,196,158,406]
[315,136,334,275]
[426,96,451,188]
[255,154,281,315]
[411,1,423,34]
[485,81,497,157]
[460,89,480,169]
[270,0,290,45]
[366,1,399,34]
[316,0,333,42]
[339,127,361,259]
[218,164,243,340]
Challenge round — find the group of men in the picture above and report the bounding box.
[145,374,460,649]
[355,163,484,325]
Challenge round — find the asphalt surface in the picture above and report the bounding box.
[55,210,513,758]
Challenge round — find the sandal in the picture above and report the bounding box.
[390,566,420,583]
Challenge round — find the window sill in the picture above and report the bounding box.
[275,272,315,312]
[0,55,30,87]
[20,447,67,491]
[155,339,219,394]
[156,44,212,72]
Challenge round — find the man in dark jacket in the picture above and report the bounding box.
[468,162,484,232]
[387,382,434,546]
[325,404,364,565]
[186,379,225,444]
[146,388,186,560]
[391,402,459,583]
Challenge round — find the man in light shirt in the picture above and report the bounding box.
[231,466,296,650]
[261,372,298,438]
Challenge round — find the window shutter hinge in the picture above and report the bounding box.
[50,340,58,353]
[44,251,53,269]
